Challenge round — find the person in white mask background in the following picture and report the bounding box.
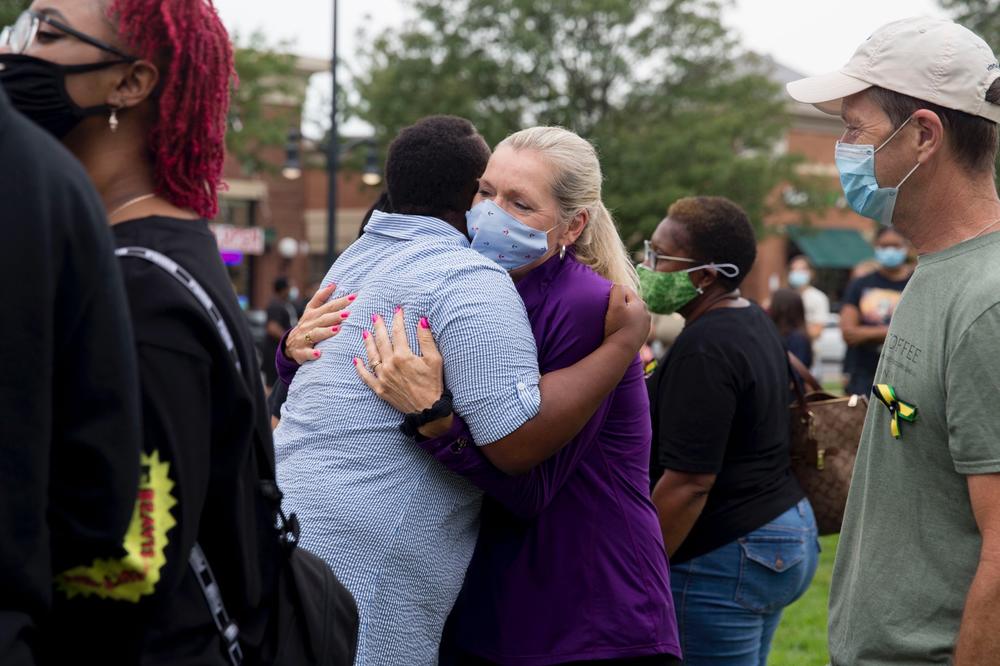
[787,255,829,342]
[788,16,1000,664]
[838,227,912,396]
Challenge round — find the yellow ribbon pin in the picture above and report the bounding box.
[872,383,918,439]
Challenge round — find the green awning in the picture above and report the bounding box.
[787,227,874,269]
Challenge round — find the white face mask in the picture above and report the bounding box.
[788,270,811,289]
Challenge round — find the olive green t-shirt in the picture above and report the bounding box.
[829,232,1000,665]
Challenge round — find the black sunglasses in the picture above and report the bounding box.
[1,10,136,61]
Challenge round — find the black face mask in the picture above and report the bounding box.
[0,53,126,139]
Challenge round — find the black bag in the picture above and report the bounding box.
[116,247,358,666]
[271,541,359,664]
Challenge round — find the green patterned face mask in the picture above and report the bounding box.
[638,265,702,314]
[637,260,741,315]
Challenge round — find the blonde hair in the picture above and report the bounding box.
[497,126,639,290]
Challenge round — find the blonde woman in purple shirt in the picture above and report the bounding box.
[347,127,681,664]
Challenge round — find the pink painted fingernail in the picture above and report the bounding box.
[353,358,359,366]
[371,313,379,324]
[395,306,402,314]
[347,294,357,302]
[419,317,430,330]
[313,350,321,359]
[341,311,351,319]
[362,330,369,340]
[331,326,340,333]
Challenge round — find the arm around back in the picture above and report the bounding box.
[474,283,650,475]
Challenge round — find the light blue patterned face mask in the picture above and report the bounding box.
[466,200,557,271]
[835,117,920,227]
[874,246,908,268]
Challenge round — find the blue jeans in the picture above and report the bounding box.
[670,499,820,666]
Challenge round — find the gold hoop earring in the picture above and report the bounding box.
[109,108,119,133]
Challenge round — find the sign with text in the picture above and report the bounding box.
[210,223,265,255]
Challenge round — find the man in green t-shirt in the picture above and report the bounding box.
[787,16,1000,665]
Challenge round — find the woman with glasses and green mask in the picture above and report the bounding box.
[641,196,819,665]
[0,2,318,664]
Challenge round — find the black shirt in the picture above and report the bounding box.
[785,329,813,369]
[56,216,280,664]
[648,304,804,564]
[0,87,141,666]
[841,270,910,395]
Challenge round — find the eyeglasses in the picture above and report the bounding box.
[643,240,698,268]
[1,10,136,61]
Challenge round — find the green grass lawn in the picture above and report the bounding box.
[768,534,839,665]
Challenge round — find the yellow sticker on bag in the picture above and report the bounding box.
[55,449,177,602]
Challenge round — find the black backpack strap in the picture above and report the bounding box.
[116,246,300,543]
[116,246,266,665]
[189,543,244,666]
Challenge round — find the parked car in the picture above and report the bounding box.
[814,312,846,387]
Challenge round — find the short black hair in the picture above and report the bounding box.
[385,115,491,217]
[667,196,757,290]
[868,82,1000,174]
[273,276,289,293]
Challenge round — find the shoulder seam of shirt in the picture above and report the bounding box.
[946,300,1000,367]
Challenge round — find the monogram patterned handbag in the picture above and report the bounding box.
[787,352,869,535]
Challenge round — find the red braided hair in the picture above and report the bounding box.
[107,0,235,219]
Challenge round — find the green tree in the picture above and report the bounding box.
[0,0,28,28]
[228,33,301,175]
[352,0,807,240]
[942,0,1000,46]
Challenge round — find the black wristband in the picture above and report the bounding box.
[400,389,454,438]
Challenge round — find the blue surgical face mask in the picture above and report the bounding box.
[788,269,811,289]
[835,117,920,227]
[467,200,558,270]
[874,246,907,269]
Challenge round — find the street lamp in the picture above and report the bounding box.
[327,0,340,269]
[282,128,302,180]
[362,148,382,187]
[326,1,382,266]
[326,137,382,264]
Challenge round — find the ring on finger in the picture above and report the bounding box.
[370,360,383,372]
[304,332,313,345]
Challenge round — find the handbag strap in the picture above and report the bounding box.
[785,350,820,467]
[787,350,823,393]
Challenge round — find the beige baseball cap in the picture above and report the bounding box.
[787,16,1000,123]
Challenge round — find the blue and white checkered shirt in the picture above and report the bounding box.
[274,211,541,665]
